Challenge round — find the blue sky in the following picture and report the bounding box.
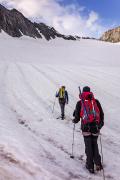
[61,0,120,19]
[0,0,119,37]
[59,0,120,26]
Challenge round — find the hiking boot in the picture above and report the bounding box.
[88,169,95,174]
[96,165,103,171]
[61,115,65,120]
[86,164,94,174]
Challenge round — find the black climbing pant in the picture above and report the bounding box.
[84,135,102,169]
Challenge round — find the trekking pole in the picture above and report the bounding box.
[52,96,56,113]
[70,123,75,159]
[100,134,105,180]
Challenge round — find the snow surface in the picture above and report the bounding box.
[0,31,120,180]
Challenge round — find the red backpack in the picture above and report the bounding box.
[80,92,100,125]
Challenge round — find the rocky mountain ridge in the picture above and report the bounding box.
[0,4,77,41]
[100,26,120,43]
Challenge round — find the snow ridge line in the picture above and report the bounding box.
[0,144,38,176]
[31,64,78,111]
[31,64,60,87]
[0,143,63,180]
[15,63,52,114]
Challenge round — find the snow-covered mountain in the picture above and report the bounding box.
[0,4,77,41]
[0,30,120,180]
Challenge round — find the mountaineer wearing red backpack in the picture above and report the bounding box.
[73,86,104,174]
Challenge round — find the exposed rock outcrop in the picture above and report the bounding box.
[100,26,120,43]
[0,4,77,41]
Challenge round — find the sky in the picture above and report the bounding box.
[0,0,119,38]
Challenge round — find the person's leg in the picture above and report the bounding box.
[61,103,65,119]
[84,136,94,172]
[92,136,102,170]
[59,103,65,119]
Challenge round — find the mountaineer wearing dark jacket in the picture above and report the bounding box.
[73,86,104,173]
[56,86,68,120]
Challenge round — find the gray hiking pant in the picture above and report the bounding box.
[59,102,65,118]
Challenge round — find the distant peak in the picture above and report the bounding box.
[0,4,7,10]
[0,4,78,41]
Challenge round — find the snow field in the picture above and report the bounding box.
[0,32,120,179]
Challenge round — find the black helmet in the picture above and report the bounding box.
[62,86,65,89]
[83,86,90,92]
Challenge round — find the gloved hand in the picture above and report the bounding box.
[56,93,58,97]
[72,119,77,124]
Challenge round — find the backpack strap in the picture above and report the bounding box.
[80,95,90,123]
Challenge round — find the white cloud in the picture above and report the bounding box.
[0,0,106,37]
